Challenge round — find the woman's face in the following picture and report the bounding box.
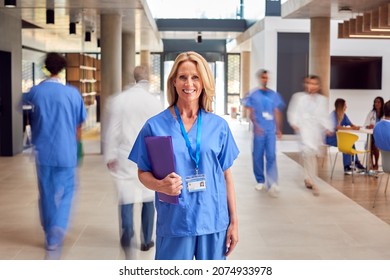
[374,99,382,110]
[173,60,203,105]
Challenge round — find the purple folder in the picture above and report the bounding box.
[144,136,179,204]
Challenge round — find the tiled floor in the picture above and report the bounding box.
[1,119,390,260]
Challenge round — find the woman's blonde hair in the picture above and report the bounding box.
[166,51,215,112]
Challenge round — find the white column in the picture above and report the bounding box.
[241,51,251,119]
[100,13,122,153]
[122,32,136,89]
[140,50,151,73]
[310,17,330,97]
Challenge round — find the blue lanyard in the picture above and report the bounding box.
[174,105,202,174]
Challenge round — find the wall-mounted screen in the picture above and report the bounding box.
[330,56,382,90]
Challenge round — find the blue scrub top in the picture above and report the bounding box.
[129,108,239,237]
[245,88,285,132]
[23,79,87,167]
[326,111,353,144]
[373,120,390,151]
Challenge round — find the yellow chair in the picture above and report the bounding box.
[372,150,390,208]
[330,131,367,183]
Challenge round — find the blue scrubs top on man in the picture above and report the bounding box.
[374,119,390,151]
[24,80,87,167]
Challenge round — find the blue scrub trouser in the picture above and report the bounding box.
[36,164,75,247]
[120,202,154,248]
[253,132,278,188]
[155,231,227,260]
[325,137,360,168]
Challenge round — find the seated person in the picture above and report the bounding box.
[364,96,384,170]
[373,100,390,152]
[326,98,365,174]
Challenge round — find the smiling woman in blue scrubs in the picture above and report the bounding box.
[129,51,239,260]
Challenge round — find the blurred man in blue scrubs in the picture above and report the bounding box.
[23,53,86,255]
[245,69,285,197]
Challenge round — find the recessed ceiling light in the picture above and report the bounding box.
[46,9,55,24]
[339,6,352,14]
[69,22,76,34]
[85,31,91,42]
[4,0,16,8]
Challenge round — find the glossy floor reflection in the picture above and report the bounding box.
[1,118,390,260]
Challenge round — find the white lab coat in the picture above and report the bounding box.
[364,110,381,127]
[287,91,333,154]
[103,81,162,204]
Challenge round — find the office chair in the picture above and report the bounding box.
[330,131,367,183]
[372,150,390,208]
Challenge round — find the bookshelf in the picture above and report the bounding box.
[66,53,100,128]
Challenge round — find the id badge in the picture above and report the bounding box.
[262,111,273,120]
[186,174,206,192]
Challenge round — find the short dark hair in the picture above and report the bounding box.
[384,100,390,117]
[256,69,268,77]
[45,52,67,75]
[308,74,320,81]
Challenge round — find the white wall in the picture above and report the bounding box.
[249,17,390,128]
[329,21,390,126]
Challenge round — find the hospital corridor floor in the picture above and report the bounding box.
[1,119,390,260]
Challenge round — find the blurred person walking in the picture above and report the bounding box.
[103,65,162,259]
[22,52,87,254]
[244,69,285,197]
[287,75,333,196]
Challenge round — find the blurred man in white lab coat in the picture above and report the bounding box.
[287,75,333,196]
[103,65,162,258]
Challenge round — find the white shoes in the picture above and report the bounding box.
[254,183,265,191]
[268,184,280,198]
[255,183,280,197]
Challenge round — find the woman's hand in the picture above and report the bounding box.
[160,172,183,196]
[224,168,238,257]
[352,125,361,130]
[138,170,182,195]
[225,221,238,256]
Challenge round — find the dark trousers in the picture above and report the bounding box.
[120,202,154,248]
